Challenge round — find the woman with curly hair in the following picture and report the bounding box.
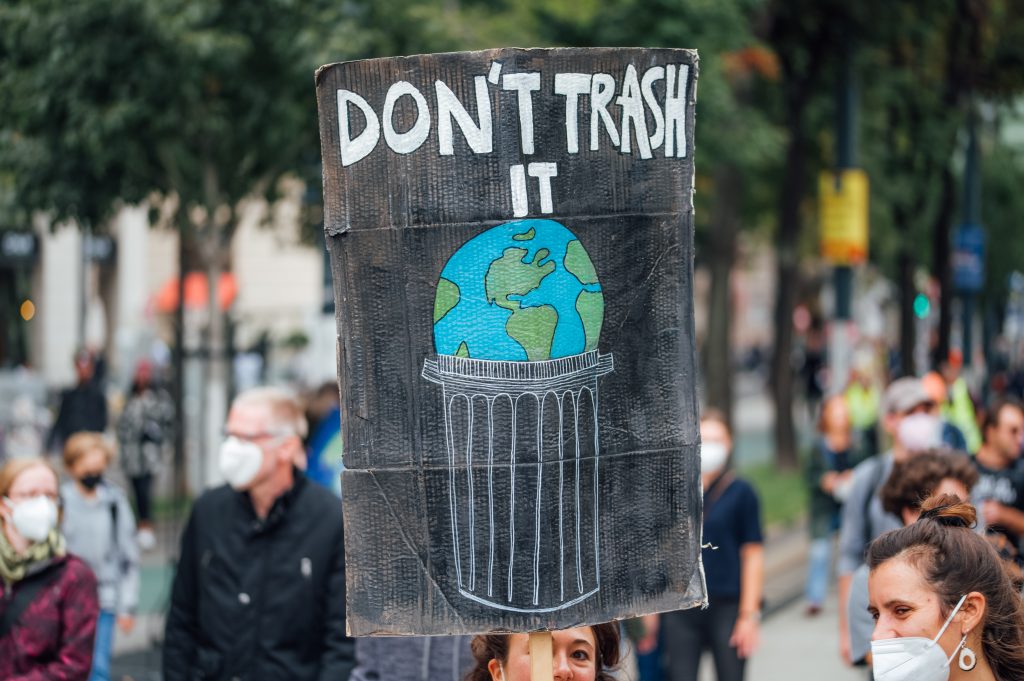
[466,623,619,681]
[867,494,1024,681]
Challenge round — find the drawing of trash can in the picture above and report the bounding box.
[423,219,613,612]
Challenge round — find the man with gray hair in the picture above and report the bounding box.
[164,387,355,680]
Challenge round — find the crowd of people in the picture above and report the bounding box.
[4,345,1024,681]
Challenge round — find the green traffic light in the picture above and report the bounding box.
[914,293,931,319]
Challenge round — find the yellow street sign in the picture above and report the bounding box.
[819,169,869,265]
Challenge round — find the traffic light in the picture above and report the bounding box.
[913,293,931,319]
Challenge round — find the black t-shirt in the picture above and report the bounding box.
[972,459,1024,544]
[701,476,763,599]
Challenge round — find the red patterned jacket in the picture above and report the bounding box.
[0,554,99,681]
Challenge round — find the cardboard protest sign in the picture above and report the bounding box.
[315,47,704,636]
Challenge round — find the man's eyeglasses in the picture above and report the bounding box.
[6,491,61,504]
[223,430,295,443]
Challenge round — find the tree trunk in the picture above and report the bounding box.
[899,249,916,378]
[703,164,741,429]
[771,108,806,471]
[173,216,188,498]
[204,243,229,486]
[932,166,956,369]
[200,158,231,487]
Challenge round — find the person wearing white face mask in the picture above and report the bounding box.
[837,376,959,665]
[866,494,1024,681]
[0,457,99,680]
[659,410,764,681]
[163,387,355,681]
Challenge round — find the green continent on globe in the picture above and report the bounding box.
[484,246,559,361]
[456,341,470,358]
[564,240,599,285]
[575,290,604,352]
[433,278,460,324]
[485,247,555,311]
[506,306,557,360]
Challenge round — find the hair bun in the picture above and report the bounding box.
[919,493,977,528]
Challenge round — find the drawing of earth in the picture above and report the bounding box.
[433,219,604,361]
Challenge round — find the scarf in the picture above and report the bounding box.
[0,527,66,589]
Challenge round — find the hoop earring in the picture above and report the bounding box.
[958,635,977,672]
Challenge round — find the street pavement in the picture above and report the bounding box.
[747,594,866,681]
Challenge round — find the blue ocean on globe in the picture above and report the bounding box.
[432,219,605,362]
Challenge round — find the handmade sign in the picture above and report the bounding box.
[316,47,704,636]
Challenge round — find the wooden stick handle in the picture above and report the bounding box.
[529,630,554,681]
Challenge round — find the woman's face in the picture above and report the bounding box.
[1,464,59,527]
[868,557,965,658]
[69,448,108,480]
[490,627,599,681]
[6,464,59,504]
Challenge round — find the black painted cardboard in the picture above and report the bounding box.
[316,47,705,636]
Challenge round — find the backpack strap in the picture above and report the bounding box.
[109,497,119,554]
[861,457,888,556]
[704,470,735,516]
[0,561,67,638]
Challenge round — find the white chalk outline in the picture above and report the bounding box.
[425,353,611,613]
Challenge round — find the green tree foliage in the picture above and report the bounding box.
[980,140,1024,313]
[0,0,180,229]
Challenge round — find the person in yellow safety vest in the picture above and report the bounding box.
[922,371,969,452]
[940,349,983,453]
[845,358,880,457]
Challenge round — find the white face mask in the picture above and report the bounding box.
[218,436,265,489]
[898,413,943,453]
[871,594,967,681]
[700,441,729,474]
[4,495,58,543]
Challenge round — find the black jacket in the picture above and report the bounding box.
[163,473,355,681]
[48,383,108,449]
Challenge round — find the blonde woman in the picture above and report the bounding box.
[61,432,139,681]
[0,457,98,679]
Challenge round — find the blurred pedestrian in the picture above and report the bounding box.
[661,410,764,681]
[939,350,982,453]
[303,381,343,496]
[163,387,355,681]
[836,377,950,664]
[466,623,621,681]
[801,325,827,420]
[624,614,660,681]
[48,350,108,453]
[846,450,978,668]
[60,432,139,681]
[845,356,881,459]
[351,635,473,681]
[972,399,1024,548]
[0,457,99,680]
[116,359,173,551]
[866,495,1024,681]
[1,396,49,463]
[804,394,863,616]
[922,371,968,451]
